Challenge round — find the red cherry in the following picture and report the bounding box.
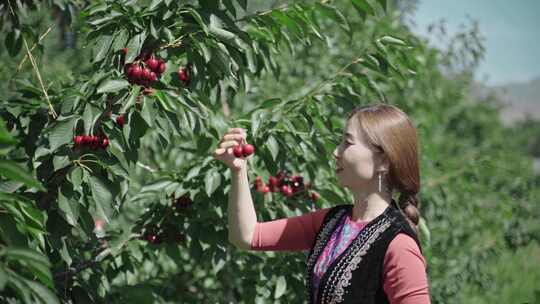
[89,136,99,150]
[292,175,303,184]
[142,68,152,81]
[149,71,157,82]
[176,233,186,244]
[242,144,254,157]
[131,66,143,79]
[262,186,270,194]
[147,233,161,244]
[82,135,92,144]
[281,185,290,194]
[269,176,279,187]
[124,63,133,76]
[116,115,125,127]
[158,61,166,74]
[74,135,83,146]
[94,219,105,231]
[311,192,320,202]
[146,57,159,71]
[101,137,109,149]
[175,195,193,209]
[233,145,244,157]
[178,68,189,83]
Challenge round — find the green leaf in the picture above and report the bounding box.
[266,135,279,161]
[121,86,141,113]
[3,248,54,288]
[274,275,287,299]
[93,34,114,63]
[82,103,100,134]
[209,25,237,42]
[351,0,374,19]
[140,179,174,194]
[140,96,156,127]
[5,28,22,56]
[315,3,351,34]
[0,118,17,146]
[379,35,407,46]
[88,175,114,223]
[155,90,176,112]
[5,269,33,302]
[0,160,45,191]
[49,116,77,151]
[149,0,162,11]
[419,217,431,246]
[205,168,221,197]
[97,79,130,94]
[2,248,50,267]
[0,267,7,289]
[183,8,208,35]
[58,189,80,226]
[25,279,60,303]
[125,31,147,63]
[376,0,388,12]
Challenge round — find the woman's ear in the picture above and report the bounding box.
[378,153,390,173]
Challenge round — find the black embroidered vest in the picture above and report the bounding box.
[305,200,423,304]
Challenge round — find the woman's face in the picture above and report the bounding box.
[333,117,385,189]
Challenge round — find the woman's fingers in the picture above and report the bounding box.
[218,140,239,149]
[228,128,246,134]
[213,127,246,158]
[222,133,245,142]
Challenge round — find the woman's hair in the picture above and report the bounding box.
[347,103,421,234]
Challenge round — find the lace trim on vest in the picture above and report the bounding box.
[306,205,394,304]
[305,208,349,303]
[323,218,392,303]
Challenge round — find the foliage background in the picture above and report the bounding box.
[0,0,539,303]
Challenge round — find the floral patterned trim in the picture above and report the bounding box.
[325,219,392,303]
[306,207,349,303]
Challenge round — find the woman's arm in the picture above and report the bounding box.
[250,207,331,251]
[382,233,431,304]
[228,166,258,250]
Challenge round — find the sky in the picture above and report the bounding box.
[411,0,540,86]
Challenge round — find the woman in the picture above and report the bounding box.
[213,103,431,304]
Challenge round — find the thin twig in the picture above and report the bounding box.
[304,57,363,98]
[22,37,58,118]
[17,26,53,71]
[7,0,57,118]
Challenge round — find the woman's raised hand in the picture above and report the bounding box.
[213,128,250,172]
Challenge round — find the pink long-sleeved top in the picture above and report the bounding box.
[250,207,431,304]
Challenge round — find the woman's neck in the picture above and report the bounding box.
[350,192,392,223]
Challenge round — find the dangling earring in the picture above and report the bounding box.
[378,172,382,192]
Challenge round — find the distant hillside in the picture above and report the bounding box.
[471,77,540,125]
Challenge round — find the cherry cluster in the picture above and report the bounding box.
[233,142,255,158]
[254,170,320,202]
[124,50,166,87]
[140,194,193,245]
[142,224,186,245]
[73,134,109,150]
[171,194,194,210]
